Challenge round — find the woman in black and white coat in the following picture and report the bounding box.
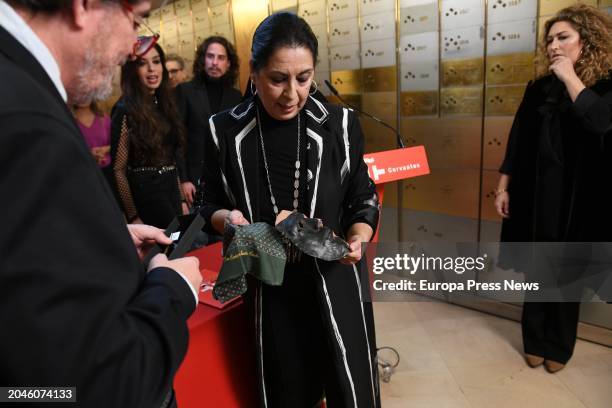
[199,12,381,408]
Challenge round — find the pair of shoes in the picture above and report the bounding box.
[525,353,544,368]
[544,360,565,373]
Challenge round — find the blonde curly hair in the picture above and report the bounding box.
[536,4,612,87]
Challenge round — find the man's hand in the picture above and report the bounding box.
[181,182,197,206]
[148,254,202,295]
[127,224,172,260]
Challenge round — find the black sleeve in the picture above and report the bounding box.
[571,87,612,138]
[0,112,195,407]
[199,116,234,234]
[499,82,533,176]
[341,110,380,236]
[174,84,189,182]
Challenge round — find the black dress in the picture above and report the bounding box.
[111,100,183,228]
[200,96,381,407]
[499,74,612,363]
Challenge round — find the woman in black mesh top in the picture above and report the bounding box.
[111,43,187,228]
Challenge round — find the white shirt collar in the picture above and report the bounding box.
[0,0,67,102]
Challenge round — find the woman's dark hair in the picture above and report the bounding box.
[193,36,240,86]
[120,43,185,163]
[251,12,318,72]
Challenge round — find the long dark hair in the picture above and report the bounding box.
[120,43,184,163]
[251,12,318,72]
[193,36,240,87]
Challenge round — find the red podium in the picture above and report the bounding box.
[363,146,430,241]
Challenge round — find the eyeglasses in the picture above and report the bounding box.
[121,0,160,58]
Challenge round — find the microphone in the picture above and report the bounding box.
[324,79,405,148]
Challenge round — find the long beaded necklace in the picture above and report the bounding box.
[255,105,301,216]
[256,105,303,263]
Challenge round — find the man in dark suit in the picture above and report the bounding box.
[175,36,242,206]
[0,1,202,406]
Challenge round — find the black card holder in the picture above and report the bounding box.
[144,213,205,266]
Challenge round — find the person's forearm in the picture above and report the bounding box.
[497,174,511,192]
[564,75,586,102]
[346,222,374,242]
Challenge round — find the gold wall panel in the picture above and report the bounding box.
[481,169,503,222]
[331,70,363,95]
[486,52,535,85]
[421,118,482,170]
[327,95,362,112]
[484,85,526,116]
[401,92,438,116]
[440,87,483,116]
[231,0,270,92]
[401,170,481,219]
[363,67,397,93]
[361,92,397,118]
[602,0,612,7]
[539,0,598,17]
[483,117,512,171]
[442,58,484,87]
[362,119,397,153]
[400,118,429,148]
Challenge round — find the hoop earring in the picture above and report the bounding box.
[250,80,257,95]
[309,80,318,96]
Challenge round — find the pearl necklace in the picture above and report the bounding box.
[256,105,301,216]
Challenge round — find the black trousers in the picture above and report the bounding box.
[248,257,380,408]
[521,302,581,364]
[128,168,182,229]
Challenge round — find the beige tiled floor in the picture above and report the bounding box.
[375,301,612,408]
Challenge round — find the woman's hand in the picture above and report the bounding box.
[340,235,365,265]
[549,55,578,84]
[494,191,510,218]
[181,182,196,206]
[226,209,249,226]
[181,202,190,215]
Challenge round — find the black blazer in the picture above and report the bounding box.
[0,26,194,407]
[175,79,242,184]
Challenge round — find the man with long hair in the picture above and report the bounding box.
[175,36,242,205]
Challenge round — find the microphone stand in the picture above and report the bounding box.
[324,80,405,149]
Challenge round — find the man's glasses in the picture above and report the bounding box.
[121,0,160,58]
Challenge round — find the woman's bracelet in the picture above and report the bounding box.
[494,188,508,197]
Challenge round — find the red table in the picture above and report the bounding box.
[173,243,259,407]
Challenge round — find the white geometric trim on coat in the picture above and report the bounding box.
[306,129,323,218]
[235,118,257,222]
[352,263,378,406]
[305,95,329,124]
[314,259,358,407]
[340,107,351,184]
[209,116,236,206]
[230,101,255,120]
